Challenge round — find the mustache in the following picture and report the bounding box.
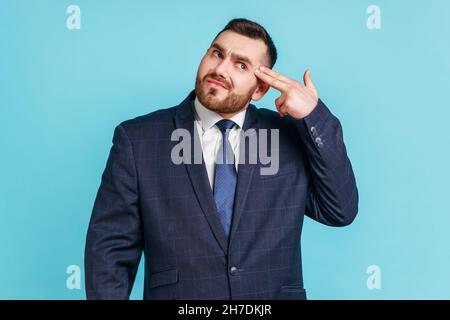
[204,74,232,89]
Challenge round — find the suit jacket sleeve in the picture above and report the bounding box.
[85,124,143,299]
[290,99,359,227]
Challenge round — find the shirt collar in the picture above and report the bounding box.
[194,96,247,132]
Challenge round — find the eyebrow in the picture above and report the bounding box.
[211,43,254,67]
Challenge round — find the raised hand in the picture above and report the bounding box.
[255,66,319,119]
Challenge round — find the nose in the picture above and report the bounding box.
[213,59,230,81]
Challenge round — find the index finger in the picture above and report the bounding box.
[259,66,296,84]
[255,68,289,92]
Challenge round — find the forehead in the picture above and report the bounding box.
[211,30,268,66]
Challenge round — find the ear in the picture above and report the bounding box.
[251,79,270,101]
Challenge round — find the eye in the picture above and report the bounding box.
[237,62,247,70]
[212,50,222,58]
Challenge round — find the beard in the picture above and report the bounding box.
[195,72,256,114]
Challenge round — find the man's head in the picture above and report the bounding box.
[195,18,277,117]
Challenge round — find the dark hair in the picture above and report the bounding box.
[213,18,277,68]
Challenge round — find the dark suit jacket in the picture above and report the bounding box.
[85,90,358,300]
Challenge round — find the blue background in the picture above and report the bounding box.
[1,0,449,299]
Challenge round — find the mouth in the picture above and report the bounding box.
[206,78,228,90]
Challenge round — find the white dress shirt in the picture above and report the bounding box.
[193,97,247,189]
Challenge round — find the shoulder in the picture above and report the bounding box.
[254,105,297,130]
[116,105,178,139]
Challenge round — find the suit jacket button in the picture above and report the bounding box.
[310,126,318,137]
[230,266,238,275]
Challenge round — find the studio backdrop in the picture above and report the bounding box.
[1,0,449,299]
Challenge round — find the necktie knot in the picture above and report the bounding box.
[215,119,236,135]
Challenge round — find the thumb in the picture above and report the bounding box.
[303,69,317,94]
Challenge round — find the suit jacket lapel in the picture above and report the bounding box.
[173,91,229,255]
[173,90,260,254]
[228,103,259,249]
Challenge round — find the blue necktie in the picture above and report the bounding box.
[213,119,237,239]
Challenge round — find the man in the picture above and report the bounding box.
[85,18,358,300]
